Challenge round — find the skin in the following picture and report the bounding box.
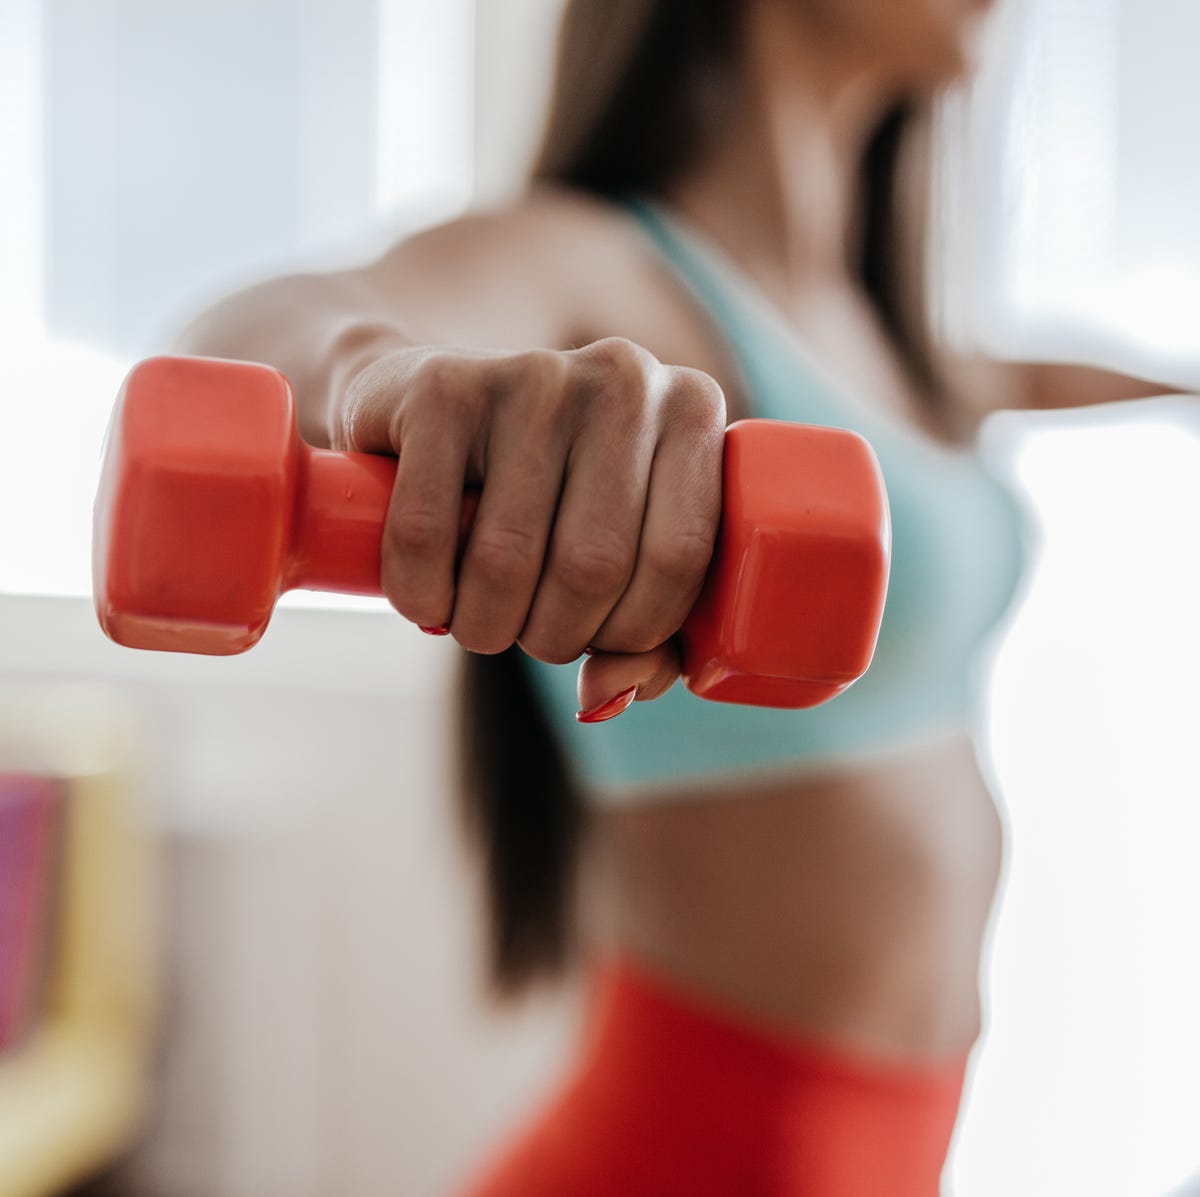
[178,0,1182,1063]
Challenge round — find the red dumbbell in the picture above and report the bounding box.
[93,356,890,708]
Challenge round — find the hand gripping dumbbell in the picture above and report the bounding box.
[93,356,890,708]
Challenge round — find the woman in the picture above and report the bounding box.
[179,1,1182,1192]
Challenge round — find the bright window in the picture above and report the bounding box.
[0,0,474,599]
[945,3,1200,1193]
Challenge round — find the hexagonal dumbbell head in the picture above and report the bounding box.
[680,420,890,707]
[93,356,302,654]
[94,356,403,656]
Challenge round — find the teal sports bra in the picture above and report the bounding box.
[519,200,1026,796]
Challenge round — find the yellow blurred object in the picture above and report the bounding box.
[0,683,158,1197]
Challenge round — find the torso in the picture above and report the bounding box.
[591,732,1002,1060]
[532,187,1007,1058]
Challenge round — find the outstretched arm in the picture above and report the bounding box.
[172,190,727,715]
[968,356,1197,416]
[173,197,586,447]
[1010,361,1195,412]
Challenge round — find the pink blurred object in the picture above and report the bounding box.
[0,774,63,1053]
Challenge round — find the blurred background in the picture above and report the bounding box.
[1,1,1198,1194]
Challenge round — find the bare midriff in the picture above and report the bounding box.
[591,732,1003,1063]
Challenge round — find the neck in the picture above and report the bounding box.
[667,5,899,297]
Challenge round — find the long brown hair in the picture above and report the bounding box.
[460,0,947,997]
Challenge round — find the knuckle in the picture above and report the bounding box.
[336,369,387,453]
[515,347,569,391]
[379,568,440,627]
[335,392,366,452]
[580,336,651,383]
[386,508,454,560]
[646,525,717,587]
[601,626,663,657]
[398,359,482,450]
[554,532,633,599]
[455,628,514,657]
[517,632,581,668]
[408,353,458,396]
[468,525,544,590]
[666,366,727,430]
[511,349,571,428]
[573,339,658,426]
[407,354,479,420]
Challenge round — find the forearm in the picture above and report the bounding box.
[1022,361,1195,412]
[173,270,412,447]
[170,198,612,446]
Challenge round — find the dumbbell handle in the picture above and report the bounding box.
[287,447,393,594]
[286,448,478,595]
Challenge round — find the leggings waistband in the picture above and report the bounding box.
[465,956,970,1197]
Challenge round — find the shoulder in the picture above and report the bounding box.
[362,185,741,398]
[369,185,645,299]
[525,187,744,400]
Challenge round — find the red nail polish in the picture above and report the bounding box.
[576,685,637,725]
[419,623,451,636]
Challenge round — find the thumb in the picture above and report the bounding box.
[576,641,682,724]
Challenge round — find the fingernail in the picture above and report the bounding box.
[419,623,451,636]
[582,646,595,657]
[576,685,637,725]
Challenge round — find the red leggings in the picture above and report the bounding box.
[463,959,969,1197]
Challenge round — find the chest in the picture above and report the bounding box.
[619,252,947,443]
[780,282,946,438]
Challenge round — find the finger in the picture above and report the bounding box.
[576,642,682,721]
[590,368,725,654]
[335,346,487,453]
[519,347,657,663]
[452,355,571,653]
[378,356,480,628]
